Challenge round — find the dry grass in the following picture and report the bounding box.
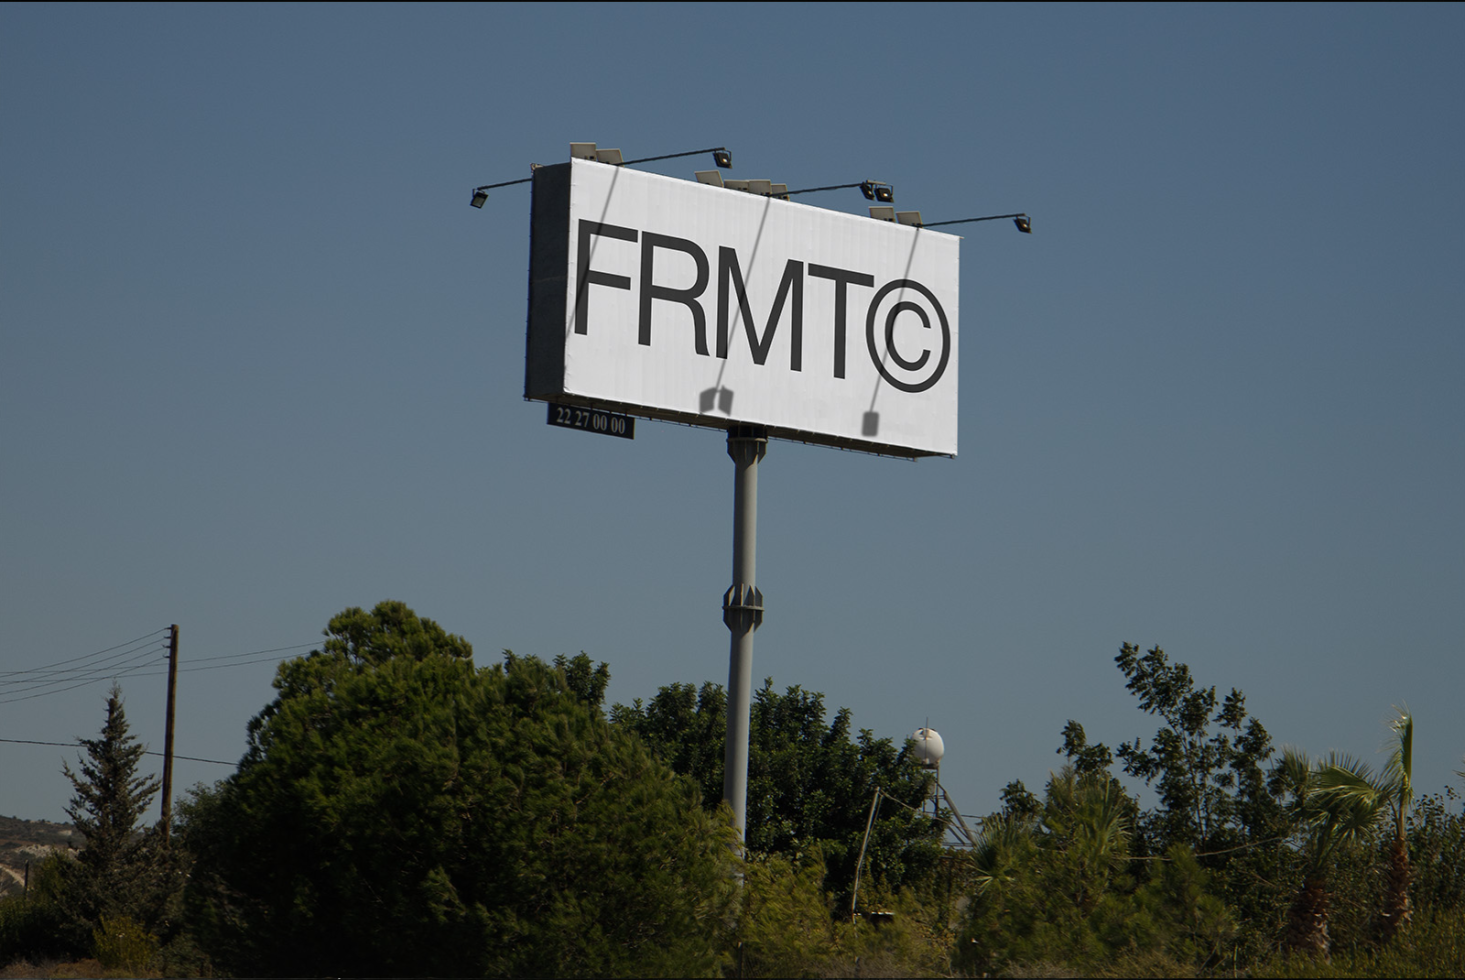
[0,958,159,979]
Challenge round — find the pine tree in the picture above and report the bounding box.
[61,684,167,931]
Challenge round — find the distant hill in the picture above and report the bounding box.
[0,815,76,898]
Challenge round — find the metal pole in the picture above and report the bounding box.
[160,624,178,842]
[722,424,767,843]
[850,786,882,920]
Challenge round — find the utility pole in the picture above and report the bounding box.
[160,624,178,842]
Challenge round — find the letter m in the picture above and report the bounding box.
[717,248,804,371]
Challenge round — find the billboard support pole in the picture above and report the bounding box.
[722,424,767,843]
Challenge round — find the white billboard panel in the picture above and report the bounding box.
[525,159,960,457]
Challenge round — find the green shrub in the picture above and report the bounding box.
[0,854,81,965]
[91,915,157,975]
[1258,906,1465,977]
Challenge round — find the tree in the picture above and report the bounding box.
[1312,707,1415,942]
[612,678,942,903]
[183,602,736,978]
[1109,643,1277,853]
[1276,749,1387,957]
[1057,645,1291,962]
[61,685,174,939]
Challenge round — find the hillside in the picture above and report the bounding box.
[0,815,75,898]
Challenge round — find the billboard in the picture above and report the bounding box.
[525,159,960,457]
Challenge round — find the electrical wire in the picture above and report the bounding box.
[0,628,167,676]
[180,641,321,665]
[1,642,165,687]
[125,642,323,678]
[0,737,234,766]
[0,636,318,706]
[0,648,168,704]
[0,636,167,684]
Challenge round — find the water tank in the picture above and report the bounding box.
[911,727,944,768]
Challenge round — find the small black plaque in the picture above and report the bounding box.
[546,403,635,440]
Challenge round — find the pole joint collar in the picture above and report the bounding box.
[722,583,764,630]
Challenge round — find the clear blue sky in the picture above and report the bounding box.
[3,3,1461,826]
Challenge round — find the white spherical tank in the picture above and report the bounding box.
[912,728,944,768]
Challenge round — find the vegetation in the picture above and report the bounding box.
[3,612,1462,978]
[612,678,943,905]
[180,602,736,978]
[60,686,169,934]
[0,686,191,975]
[1313,708,1417,943]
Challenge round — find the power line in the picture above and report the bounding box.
[0,629,168,677]
[0,642,166,689]
[0,638,319,705]
[123,643,322,678]
[0,672,153,707]
[184,641,321,664]
[0,737,235,766]
[0,648,169,704]
[0,640,166,685]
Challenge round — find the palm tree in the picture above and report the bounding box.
[1278,749,1386,957]
[1314,708,1414,942]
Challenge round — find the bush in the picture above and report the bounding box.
[728,852,951,978]
[92,915,157,974]
[1259,906,1465,977]
[0,854,81,965]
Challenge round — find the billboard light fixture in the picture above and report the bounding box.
[896,210,923,226]
[784,180,894,204]
[469,140,734,210]
[468,165,540,208]
[619,145,734,169]
[695,170,725,187]
[919,212,1033,233]
[869,205,896,222]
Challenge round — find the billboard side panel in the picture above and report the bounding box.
[525,163,571,400]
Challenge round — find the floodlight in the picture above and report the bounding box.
[869,206,896,221]
[789,180,893,203]
[771,183,789,200]
[695,170,725,187]
[467,167,538,209]
[919,212,1033,232]
[595,148,624,165]
[747,179,773,196]
[620,146,735,169]
[859,181,896,202]
[724,179,751,192]
[896,211,923,226]
[570,142,598,160]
